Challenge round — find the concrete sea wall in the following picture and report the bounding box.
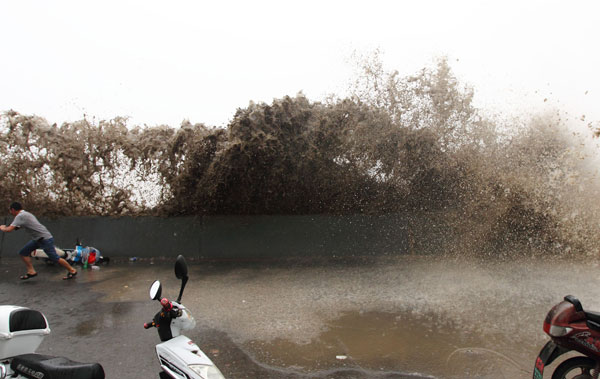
[0,214,421,259]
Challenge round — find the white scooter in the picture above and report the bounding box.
[0,306,104,378]
[144,255,225,379]
[31,247,69,261]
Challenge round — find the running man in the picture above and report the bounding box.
[0,202,78,280]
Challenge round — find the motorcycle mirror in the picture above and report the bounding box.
[175,255,188,279]
[150,280,162,301]
[174,255,189,303]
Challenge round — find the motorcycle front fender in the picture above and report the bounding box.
[533,340,570,379]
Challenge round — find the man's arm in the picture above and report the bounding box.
[0,225,16,233]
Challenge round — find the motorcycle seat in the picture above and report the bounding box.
[585,311,600,331]
[10,353,105,379]
[586,310,600,324]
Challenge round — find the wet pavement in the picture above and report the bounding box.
[1,255,600,378]
[0,256,289,379]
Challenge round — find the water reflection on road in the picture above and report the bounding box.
[247,310,529,378]
[91,255,600,378]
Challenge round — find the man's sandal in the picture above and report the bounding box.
[20,273,38,280]
[63,271,77,280]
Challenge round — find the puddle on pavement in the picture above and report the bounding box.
[75,319,100,336]
[245,310,532,378]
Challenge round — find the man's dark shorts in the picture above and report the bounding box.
[19,238,59,262]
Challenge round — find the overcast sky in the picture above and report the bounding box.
[1,0,599,129]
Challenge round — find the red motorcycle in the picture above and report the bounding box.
[534,295,600,378]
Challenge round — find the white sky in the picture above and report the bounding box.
[1,0,599,128]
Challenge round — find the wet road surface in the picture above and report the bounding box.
[1,255,599,378]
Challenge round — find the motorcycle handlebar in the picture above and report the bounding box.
[144,300,181,329]
[160,298,173,311]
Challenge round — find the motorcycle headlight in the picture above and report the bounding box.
[188,364,225,379]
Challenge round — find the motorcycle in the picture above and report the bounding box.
[33,245,109,266]
[144,255,225,379]
[0,305,104,378]
[533,295,600,378]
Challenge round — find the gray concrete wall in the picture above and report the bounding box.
[0,214,411,259]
